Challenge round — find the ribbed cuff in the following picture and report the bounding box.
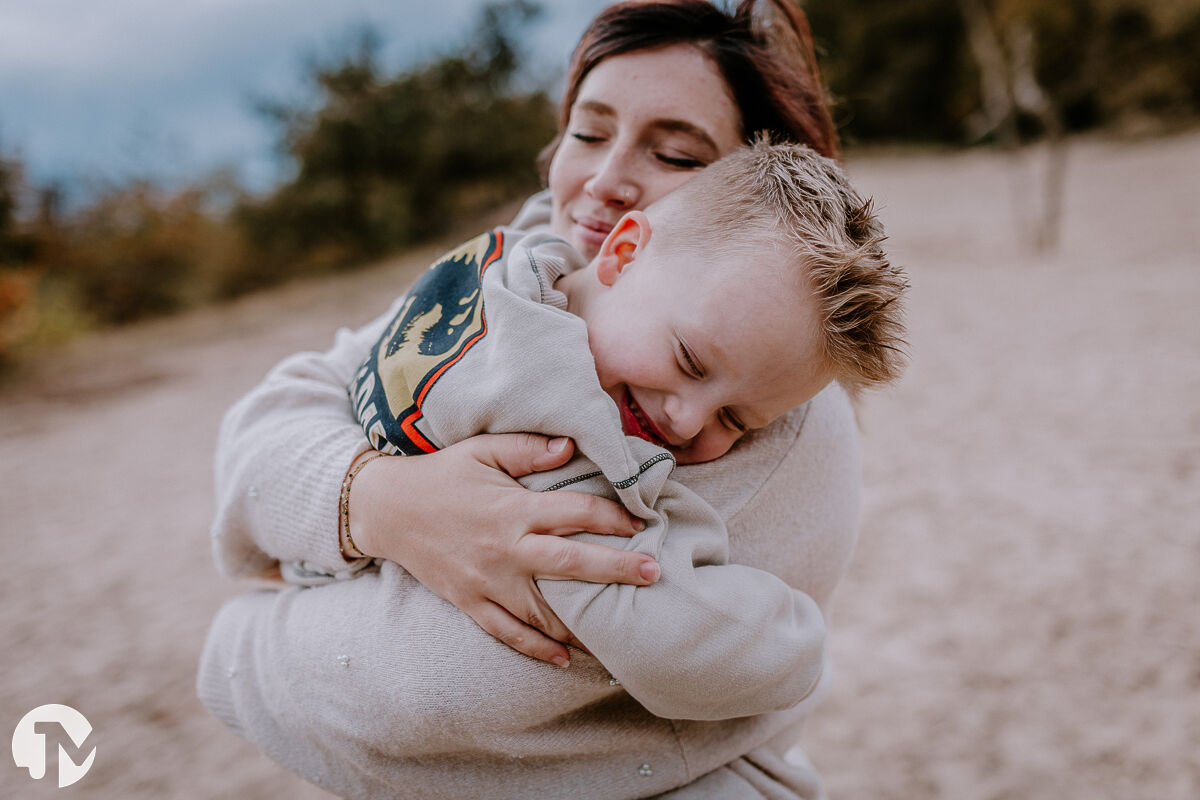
[267,424,372,569]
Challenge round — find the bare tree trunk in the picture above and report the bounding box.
[1008,22,1067,251]
[959,0,1018,147]
[958,0,1068,253]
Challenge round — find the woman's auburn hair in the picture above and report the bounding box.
[538,0,840,178]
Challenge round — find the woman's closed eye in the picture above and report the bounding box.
[656,152,706,170]
[570,131,605,144]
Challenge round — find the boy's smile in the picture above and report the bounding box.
[618,388,674,448]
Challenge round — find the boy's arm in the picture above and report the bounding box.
[537,459,827,722]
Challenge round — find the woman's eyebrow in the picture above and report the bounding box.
[651,119,720,154]
[573,100,616,118]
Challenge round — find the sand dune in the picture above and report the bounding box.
[2,131,1197,798]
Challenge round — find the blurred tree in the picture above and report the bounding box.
[804,0,974,142]
[1,158,250,365]
[0,154,43,363]
[0,158,14,253]
[230,0,556,294]
[44,179,242,324]
[0,155,36,265]
[803,0,1200,142]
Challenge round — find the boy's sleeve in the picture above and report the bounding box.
[537,463,827,722]
[210,298,406,578]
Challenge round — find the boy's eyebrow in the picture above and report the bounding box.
[572,100,720,154]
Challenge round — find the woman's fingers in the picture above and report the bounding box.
[469,432,577,477]
[529,490,645,537]
[514,588,579,648]
[523,535,659,586]
[468,433,643,535]
[470,601,572,667]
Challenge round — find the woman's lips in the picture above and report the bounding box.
[619,391,671,448]
[573,216,614,252]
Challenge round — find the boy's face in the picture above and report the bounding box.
[578,211,833,465]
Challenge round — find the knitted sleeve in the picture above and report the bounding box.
[196,561,711,799]
[209,300,403,577]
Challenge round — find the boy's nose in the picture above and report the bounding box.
[663,399,712,444]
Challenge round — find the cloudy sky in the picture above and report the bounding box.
[0,0,609,193]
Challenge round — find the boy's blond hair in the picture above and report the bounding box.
[653,138,909,397]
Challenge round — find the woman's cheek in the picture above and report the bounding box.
[548,140,588,202]
[638,164,702,209]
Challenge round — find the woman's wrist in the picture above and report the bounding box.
[339,450,390,560]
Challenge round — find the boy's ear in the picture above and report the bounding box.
[595,211,652,287]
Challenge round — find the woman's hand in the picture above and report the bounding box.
[347,434,657,667]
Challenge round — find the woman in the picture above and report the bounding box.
[202,2,858,797]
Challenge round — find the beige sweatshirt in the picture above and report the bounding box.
[199,193,862,798]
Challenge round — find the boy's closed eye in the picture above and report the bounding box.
[675,339,748,434]
[676,339,704,379]
[719,408,748,434]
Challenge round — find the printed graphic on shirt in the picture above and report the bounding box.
[351,230,504,455]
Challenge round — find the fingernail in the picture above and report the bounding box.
[548,437,569,453]
[633,519,646,531]
[552,655,570,668]
[639,561,660,583]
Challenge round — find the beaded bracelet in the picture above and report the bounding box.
[339,452,387,560]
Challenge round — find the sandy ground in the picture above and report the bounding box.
[1,132,1197,799]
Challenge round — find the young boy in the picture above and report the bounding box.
[332,140,908,720]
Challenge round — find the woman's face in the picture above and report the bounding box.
[548,44,744,259]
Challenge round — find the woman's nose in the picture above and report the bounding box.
[584,147,639,208]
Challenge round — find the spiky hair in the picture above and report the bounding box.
[656,138,909,395]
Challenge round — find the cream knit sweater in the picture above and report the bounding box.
[199,194,862,799]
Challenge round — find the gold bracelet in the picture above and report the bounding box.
[339,452,387,560]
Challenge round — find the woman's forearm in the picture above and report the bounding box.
[197,563,671,799]
[210,303,399,577]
